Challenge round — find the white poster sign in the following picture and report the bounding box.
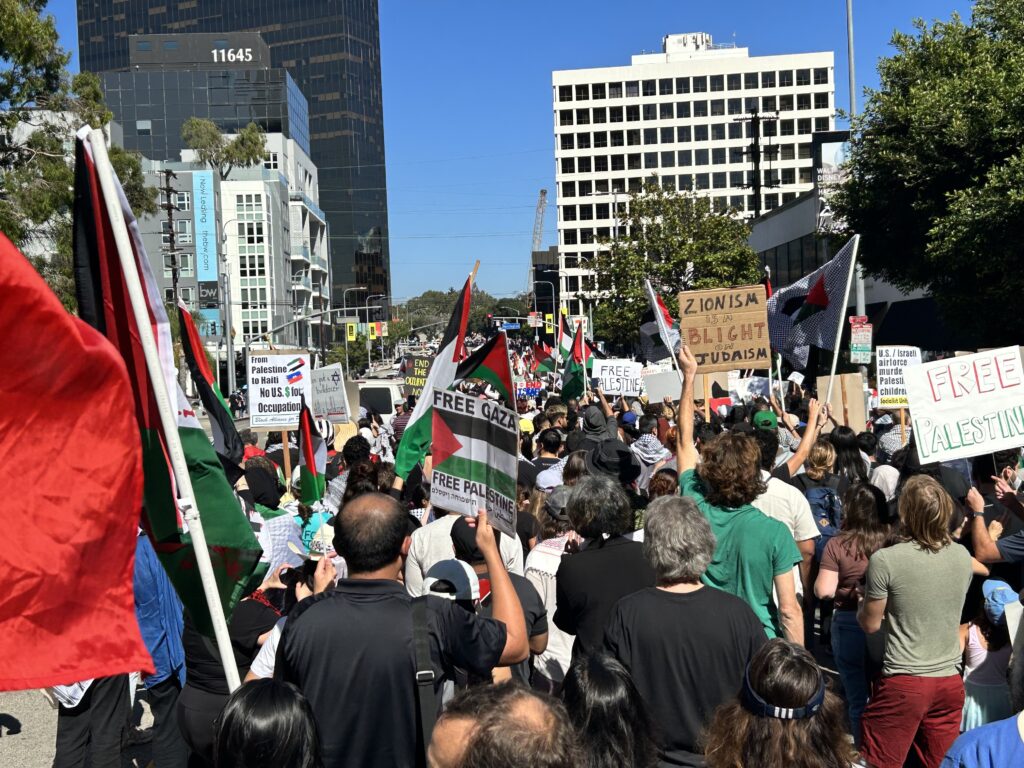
[905,346,1024,463]
[876,345,922,408]
[247,352,312,428]
[311,364,352,423]
[592,359,643,396]
[642,370,682,402]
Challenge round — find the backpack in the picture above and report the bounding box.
[804,478,842,560]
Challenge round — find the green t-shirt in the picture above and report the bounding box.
[680,469,802,638]
[865,540,972,677]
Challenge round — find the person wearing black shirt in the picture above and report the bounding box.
[276,493,528,768]
[533,428,564,473]
[554,475,655,658]
[604,495,766,767]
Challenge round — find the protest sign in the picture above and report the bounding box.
[787,371,806,386]
[816,372,867,431]
[850,322,873,365]
[732,376,771,402]
[403,355,432,397]
[905,347,1024,463]
[876,345,922,408]
[311,364,352,422]
[248,352,312,428]
[677,285,770,373]
[592,359,643,396]
[429,388,519,538]
[643,370,681,402]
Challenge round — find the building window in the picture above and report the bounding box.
[163,252,193,278]
[693,100,708,117]
[675,77,690,94]
[710,75,724,92]
[610,130,624,147]
[729,122,743,140]
[627,129,641,145]
[592,83,606,99]
[594,155,608,172]
[627,153,641,170]
[762,95,777,112]
[797,93,811,110]
[763,120,777,137]
[263,152,279,170]
[561,181,576,198]
[642,104,656,120]
[576,109,590,125]
[761,71,776,88]
[609,82,623,98]
[814,116,830,132]
[743,73,758,90]
[175,192,190,211]
[644,152,658,169]
[577,157,592,173]
[695,173,710,190]
[729,146,745,164]
[642,79,656,96]
[562,205,577,222]
[611,154,625,171]
[136,119,152,135]
[730,170,744,187]
[626,105,640,122]
[780,119,795,136]
[660,127,674,143]
[643,128,657,144]
[798,143,813,159]
[161,219,192,245]
[796,69,811,86]
[694,148,709,166]
[779,70,793,87]
[711,123,725,140]
[677,126,691,142]
[797,118,812,135]
[162,40,179,50]
[727,73,741,91]
[676,101,690,118]
[609,106,623,123]
[745,97,759,112]
[558,85,572,102]
[593,131,607,147]
[712,147,726,165]
[559,109,573,126]
[779,94,794,111]
[710,99,725,116]
[679,174,693,190]
[563,229,577,245]
[782,192,797,204]
[692,76,708,93]
[678,150,692,166]
[694,125,709,142]
[727,98,742,115]
[799,167,812,183]
[781,168,796,185]
[713,172,727,189]
[814,92,829,109]
[578,204,593,221]
[659,102,673,120]
[592,107,606,124]
[659,78,673,95]
[575,84,589,101]
[660,151,676,168]
[780,144,795,161]
[561,158,575,174]
[561,134,574,150]
[626,81,639,97]
[814,67,829,85]
[578,132,591,149]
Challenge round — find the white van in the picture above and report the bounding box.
[357,380,407,419]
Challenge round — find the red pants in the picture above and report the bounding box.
[860,674,964,768]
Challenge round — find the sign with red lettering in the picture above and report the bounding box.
[905,346,1024,463]
[677,285,770,373]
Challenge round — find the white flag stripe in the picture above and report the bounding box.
[446,435,519,479]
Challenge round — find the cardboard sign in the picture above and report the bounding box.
[247,352,312,428]
[592,359,643,396]
[429,388,518,538]
[905,347,1024,463]
[677,285,770,373]
[403,355,433,397]
[876,345,922,408]
[311,364,352,422]
[816,373,868,431]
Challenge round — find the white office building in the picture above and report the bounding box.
[552,32,835,318]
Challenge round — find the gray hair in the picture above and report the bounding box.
[567,475,632,539]
[642,496,716,584]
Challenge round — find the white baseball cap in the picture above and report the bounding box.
[423,559,480,601]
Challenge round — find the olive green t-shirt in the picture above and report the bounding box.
[865,541,972,677]
[680,469,802,638]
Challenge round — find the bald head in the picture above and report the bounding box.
[334,492,408,575]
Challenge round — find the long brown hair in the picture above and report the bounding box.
[703,640,852,768]
[697,433,767,508]
[804,440,836,482]
[836,483,890,561]
[897,475,953,552]
[563,450,590,486]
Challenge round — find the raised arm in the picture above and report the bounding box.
[783,398,823,478]
[476,511,529,665]
[676,346,699,472]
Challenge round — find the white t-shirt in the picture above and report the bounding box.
[249,617,286,679]
[753,470,818,598]
[525,535,575,683]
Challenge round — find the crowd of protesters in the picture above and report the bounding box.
[51,344,1024,768]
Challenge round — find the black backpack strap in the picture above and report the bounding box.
[412,596,437,761]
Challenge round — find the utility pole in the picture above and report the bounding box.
[733,110,779,218]
[847,0,868,379]
[159,169,179,302]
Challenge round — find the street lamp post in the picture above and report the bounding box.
[533,280,555,344]
[846,0,868,379]
[366,294,387,371]
[219,218,239,393]
[341,286,367,380]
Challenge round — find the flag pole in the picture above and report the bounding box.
[824,235,860,405]
[646,279,684,386]
[87,130,242,692]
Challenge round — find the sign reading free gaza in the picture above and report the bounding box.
[905,346,1024,463]
[247,353,312,428]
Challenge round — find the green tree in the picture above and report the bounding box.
[181,118,267,180]
[833,0,1024,343]
[592,181,761,346]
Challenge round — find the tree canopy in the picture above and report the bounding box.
[403,285,530,336]
[833,0,1024,344]
[181,118,267,180]
[592,181,762,346]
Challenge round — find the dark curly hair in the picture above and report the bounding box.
[697,432,767,508]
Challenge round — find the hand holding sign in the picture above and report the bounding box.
[678,345,698,379]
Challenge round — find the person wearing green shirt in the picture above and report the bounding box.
[674,345,807,643]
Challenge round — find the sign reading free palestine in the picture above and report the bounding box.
[905,346,1024,463]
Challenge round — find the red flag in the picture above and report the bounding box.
[0,236,153,690]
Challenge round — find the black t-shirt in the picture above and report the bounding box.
[276,579,506,768]
[516,512,541,560]
[182,598,280,694]
[480,572,547,684]
[604,587,766,766]
[533,455,560,472]
[518,458,539,490]
[554,537,655,658]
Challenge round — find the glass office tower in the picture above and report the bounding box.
[77,0,391,303]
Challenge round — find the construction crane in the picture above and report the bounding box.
[531,189,547,254]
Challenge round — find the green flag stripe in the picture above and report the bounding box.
[433,454,517,499]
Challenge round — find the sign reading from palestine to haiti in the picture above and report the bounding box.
[311,363,352,422]
[404,356,432,397]
[876,345,922,408]
[905,346,1024,464]
[247,352,312,428]
[592,359,644,396]
[429,387,519,539]
[677,285,770,373]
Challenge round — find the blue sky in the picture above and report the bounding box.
[51,0,973,301]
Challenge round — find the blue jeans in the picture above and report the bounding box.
[832,610,870,743]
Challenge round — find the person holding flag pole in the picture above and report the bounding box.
[823,235,861,405]
[81,128,244,692]
[642,279,683,385]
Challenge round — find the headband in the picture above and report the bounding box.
[741,664,825,720]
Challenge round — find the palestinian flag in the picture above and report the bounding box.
[72,127,263,637]
[560,323,587,400]
[584,336,599,373]
[533,342,556,375]
[767,235,859,369]
[557,313,573,362]
[640,279,681,364]
[297,396,327,503]
[178,301,243,483]
[762,266,773,300]
[394,275,473,479]
[454,331,515,406]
